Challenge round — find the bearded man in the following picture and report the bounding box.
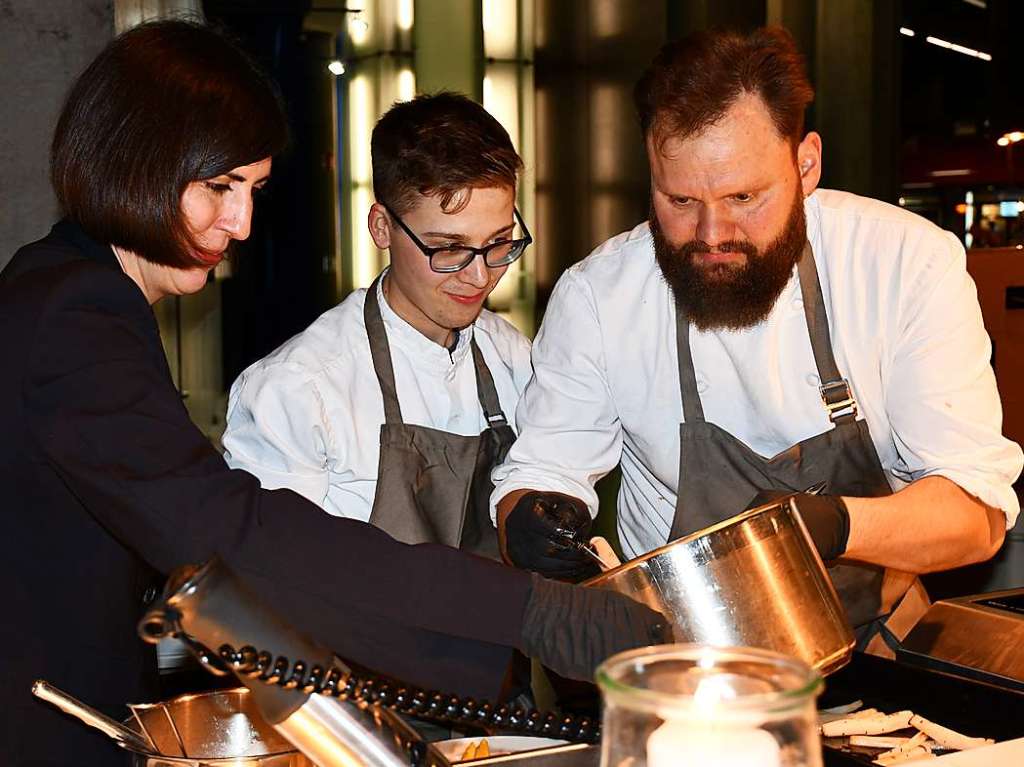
[490,26,1022,652]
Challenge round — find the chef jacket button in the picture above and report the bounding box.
[696,377,709,393]
[142,586,158,605]
[793,296,804,310]
[806,373,820,387]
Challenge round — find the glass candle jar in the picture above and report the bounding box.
[596,644,824,767]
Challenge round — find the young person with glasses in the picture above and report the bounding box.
[224,93,534,562]
[221,94,665,706]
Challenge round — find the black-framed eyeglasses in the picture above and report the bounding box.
[382,202,533,274]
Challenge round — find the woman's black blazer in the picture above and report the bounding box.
[0,221,531,765]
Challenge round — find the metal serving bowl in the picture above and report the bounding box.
[585,499,855,674]
[124,688,313,767]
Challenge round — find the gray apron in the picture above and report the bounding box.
[363,275,515,559]
[668,243,911,634]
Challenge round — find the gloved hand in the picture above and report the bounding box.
[519,574,672,682]
[505,492,599,581]
[746,489,850,561]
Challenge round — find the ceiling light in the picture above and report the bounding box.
[899,27,915,37]
[327,60,345,76]
[925,35,992,61]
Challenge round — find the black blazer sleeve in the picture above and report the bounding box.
[25,263,530,695]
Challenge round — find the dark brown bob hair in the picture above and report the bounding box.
[51,19,289,268]
[371,92,522,215]
[635,26,814,152]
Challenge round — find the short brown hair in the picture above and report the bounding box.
[635,26,814,151]
[51,19,289,269]
[371,92,523,215]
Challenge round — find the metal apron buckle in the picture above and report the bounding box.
[820,379,858,422]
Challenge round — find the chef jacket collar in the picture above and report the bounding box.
[375,269,474,373]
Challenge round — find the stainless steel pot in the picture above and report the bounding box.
[584,499,855,674]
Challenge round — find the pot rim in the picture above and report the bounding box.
[583,500,796,585]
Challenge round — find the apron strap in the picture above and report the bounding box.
[674,307,706,423]
[365,273,511,429]
[674,242,858,426]
[796,243,859,424]
[470,341,509,428]
[363,274,404,425]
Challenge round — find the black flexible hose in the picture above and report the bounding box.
[216,643,600,744]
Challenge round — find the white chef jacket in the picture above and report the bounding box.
[491,189,1023,559]
[224,276,533,521]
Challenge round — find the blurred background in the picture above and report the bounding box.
[3,0,1024,590]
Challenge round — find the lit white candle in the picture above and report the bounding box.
[646,674,781,767]
[647,720,781,767]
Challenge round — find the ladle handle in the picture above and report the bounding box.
[32,680,155,754]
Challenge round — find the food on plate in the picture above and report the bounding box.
[820,710,913,737]
[460,739,490,761]
[848,736,913,749]
[818,704,995,765]
[909,714,994,751]
[873,731,931,765]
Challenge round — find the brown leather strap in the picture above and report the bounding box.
[471,341,508,427]
[363,274,403,425]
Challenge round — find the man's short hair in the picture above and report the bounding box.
[51,19,289,268]
[371,92,523,215]
[634,26,814,151]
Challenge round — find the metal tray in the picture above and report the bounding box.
[819,652,1024,766]
[898,587,1024,691]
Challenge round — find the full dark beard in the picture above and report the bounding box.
[651,190,807,331]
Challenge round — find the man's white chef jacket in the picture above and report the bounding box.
[490,189,1023,559]
[224,277,533,520]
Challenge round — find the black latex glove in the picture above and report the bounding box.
[746,489,850,561]
[520,574,673,682]
[505,492,600,581]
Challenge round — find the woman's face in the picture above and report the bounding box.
[131,158,272,303]
[181,157,273,261]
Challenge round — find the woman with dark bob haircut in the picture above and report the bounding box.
[0,19,663,767]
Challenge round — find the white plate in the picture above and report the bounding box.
[433,736,569,762]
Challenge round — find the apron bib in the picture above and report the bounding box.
[363,276,515,559]
[668,243,922,638]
